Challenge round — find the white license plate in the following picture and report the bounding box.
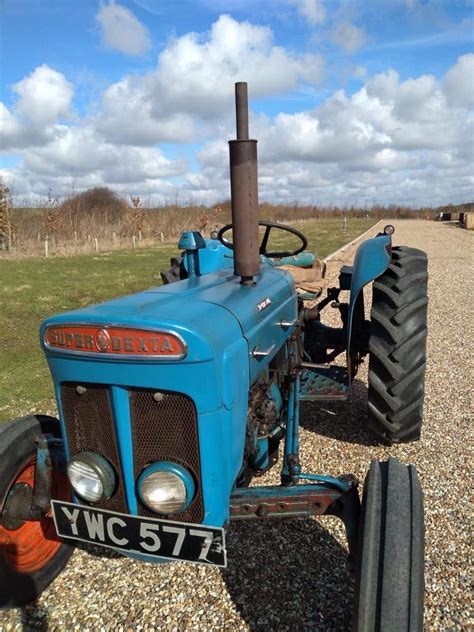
[51,500,226,567]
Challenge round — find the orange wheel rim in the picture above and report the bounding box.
[0,457,71,573]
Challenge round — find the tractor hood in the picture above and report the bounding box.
[40,263,296,381]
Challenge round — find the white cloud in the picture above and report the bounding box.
[331,22,367,53]
[97,14,324,144]
[1,16,473,209]
[22,126,183,180]
[0,103,23,145]
[192,57,474,206]
[443,53,474,109]
[98,76,197,145]
[152,14,323,110]
[13,64,74,125]
[291,0,326,25]
[95,1,151,56]
[0,65,73,151]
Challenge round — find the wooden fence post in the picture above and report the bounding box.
[95,238,99,253]
[44,238,49,258]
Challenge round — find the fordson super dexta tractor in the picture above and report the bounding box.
[0,84,428,630]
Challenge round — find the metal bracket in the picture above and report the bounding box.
[0,434,66,529]
[230,483,342,520]
[230,478,361,566]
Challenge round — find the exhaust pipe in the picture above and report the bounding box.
[229,82,260,285]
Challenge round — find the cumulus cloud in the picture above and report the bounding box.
[95,1,151,55]
[0,65,73,151]
[192,58,474,205]
[1,15,473,208]
[331,22,367,53]
[13,64,74,125]
[22,126,184,182]
[96,14,324,145]
[291,0,326,25]
[7,126,187,205]
[443,53,474,109]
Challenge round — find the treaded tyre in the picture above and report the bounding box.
[353,458,424,632]
[367,246,428,443]
[0,415,73,608]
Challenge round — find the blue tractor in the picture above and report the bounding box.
[0,83,427,630]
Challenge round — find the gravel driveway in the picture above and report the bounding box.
[1,220,472,631]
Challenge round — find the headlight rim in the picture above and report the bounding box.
[67,451,116,503]
[137,461,195,515]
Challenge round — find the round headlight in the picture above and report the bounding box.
[67,452,115,503]
[138,463,194,515]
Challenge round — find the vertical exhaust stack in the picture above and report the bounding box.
[229,82,260,285]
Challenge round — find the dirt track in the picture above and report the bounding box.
[1,220,472,631]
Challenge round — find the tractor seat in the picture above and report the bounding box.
[278,259,326,296]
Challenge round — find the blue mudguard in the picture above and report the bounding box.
[346,233,392,380]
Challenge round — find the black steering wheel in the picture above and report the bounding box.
[217,220,308,258]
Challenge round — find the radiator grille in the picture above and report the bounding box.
[129,389,203,523]
[61,383,127,512]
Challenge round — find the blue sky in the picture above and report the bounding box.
[1,0,473,206]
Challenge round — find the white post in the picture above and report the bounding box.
[133,235,136,248]
[138,230,142,241]
[343,216,347,231]
[113,231,116,243]
[160,232,164,243]
[74,230,78,242]
[95,237,99,253]
[44,238,49,258]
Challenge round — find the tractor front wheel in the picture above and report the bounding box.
[367,246,428,443]
[353,458,424,632]
[0,415,73,608]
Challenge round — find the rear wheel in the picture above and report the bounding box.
[0,415,73,608]
[353,458,424,632]
[367,246,428,443]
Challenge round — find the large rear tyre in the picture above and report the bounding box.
[353,458,424,632]
[367,246,428,443]
[0,415,73,608]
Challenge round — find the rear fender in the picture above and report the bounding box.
[346,234,391,380]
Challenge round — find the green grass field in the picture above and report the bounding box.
[0,218,376,422]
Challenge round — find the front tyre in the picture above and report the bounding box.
[353,458,424,632]
[0,415,73,608]
[367,246,428,443]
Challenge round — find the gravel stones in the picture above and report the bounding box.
[1,220,472,631]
